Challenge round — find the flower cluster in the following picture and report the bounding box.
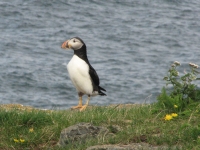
[29,128,34,133]
[174,61,181,66]
[14,139,25,143]
[189,62,199,68]
[174,105,178,108]
[164,113,178,121]
[13,128,34,144]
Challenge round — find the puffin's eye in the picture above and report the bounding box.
[73,39,76,43]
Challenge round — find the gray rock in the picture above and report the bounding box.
[58,122,109,147]
[86,143,169,150]
[86,145,127,150]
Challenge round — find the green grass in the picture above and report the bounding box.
[0,103,200,150]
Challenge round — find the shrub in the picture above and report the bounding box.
[157,61,200,112]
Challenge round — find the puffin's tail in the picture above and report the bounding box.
[98,86,106,96]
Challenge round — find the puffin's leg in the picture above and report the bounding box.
[79,95,90,111]
[71,92,83,109]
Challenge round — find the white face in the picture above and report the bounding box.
[68,38,84,50]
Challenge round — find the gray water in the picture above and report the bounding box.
[1,0,200,109]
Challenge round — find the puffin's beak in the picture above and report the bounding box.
[61,40,71,49]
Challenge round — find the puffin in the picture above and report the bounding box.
[61,37,106,111]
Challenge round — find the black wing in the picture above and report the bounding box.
[89,65,100,86]
[89,64,106,95]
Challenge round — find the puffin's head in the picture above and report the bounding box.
[61,37,85,51]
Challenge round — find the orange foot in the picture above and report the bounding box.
[79,105,88,111]
[71,105,82,109]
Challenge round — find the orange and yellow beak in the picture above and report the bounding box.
[61,40,71,49]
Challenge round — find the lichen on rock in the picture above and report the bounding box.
[58,122,109,147]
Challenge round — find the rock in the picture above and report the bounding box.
[86,143,169,150]
[86,145,126,150]
[58,122,109,147]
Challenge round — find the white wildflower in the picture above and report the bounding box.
[174,61,181,66]
[189,62,195,67]
[194,65,199,68]
[171,64,176,67]
[189,63,199,68]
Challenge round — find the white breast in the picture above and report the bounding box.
[67,55,93,95]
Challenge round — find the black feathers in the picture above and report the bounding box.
[89,65,106,96]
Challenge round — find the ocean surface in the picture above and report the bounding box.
[1,0,200,109]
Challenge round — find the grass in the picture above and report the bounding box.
[0,103,200,150]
